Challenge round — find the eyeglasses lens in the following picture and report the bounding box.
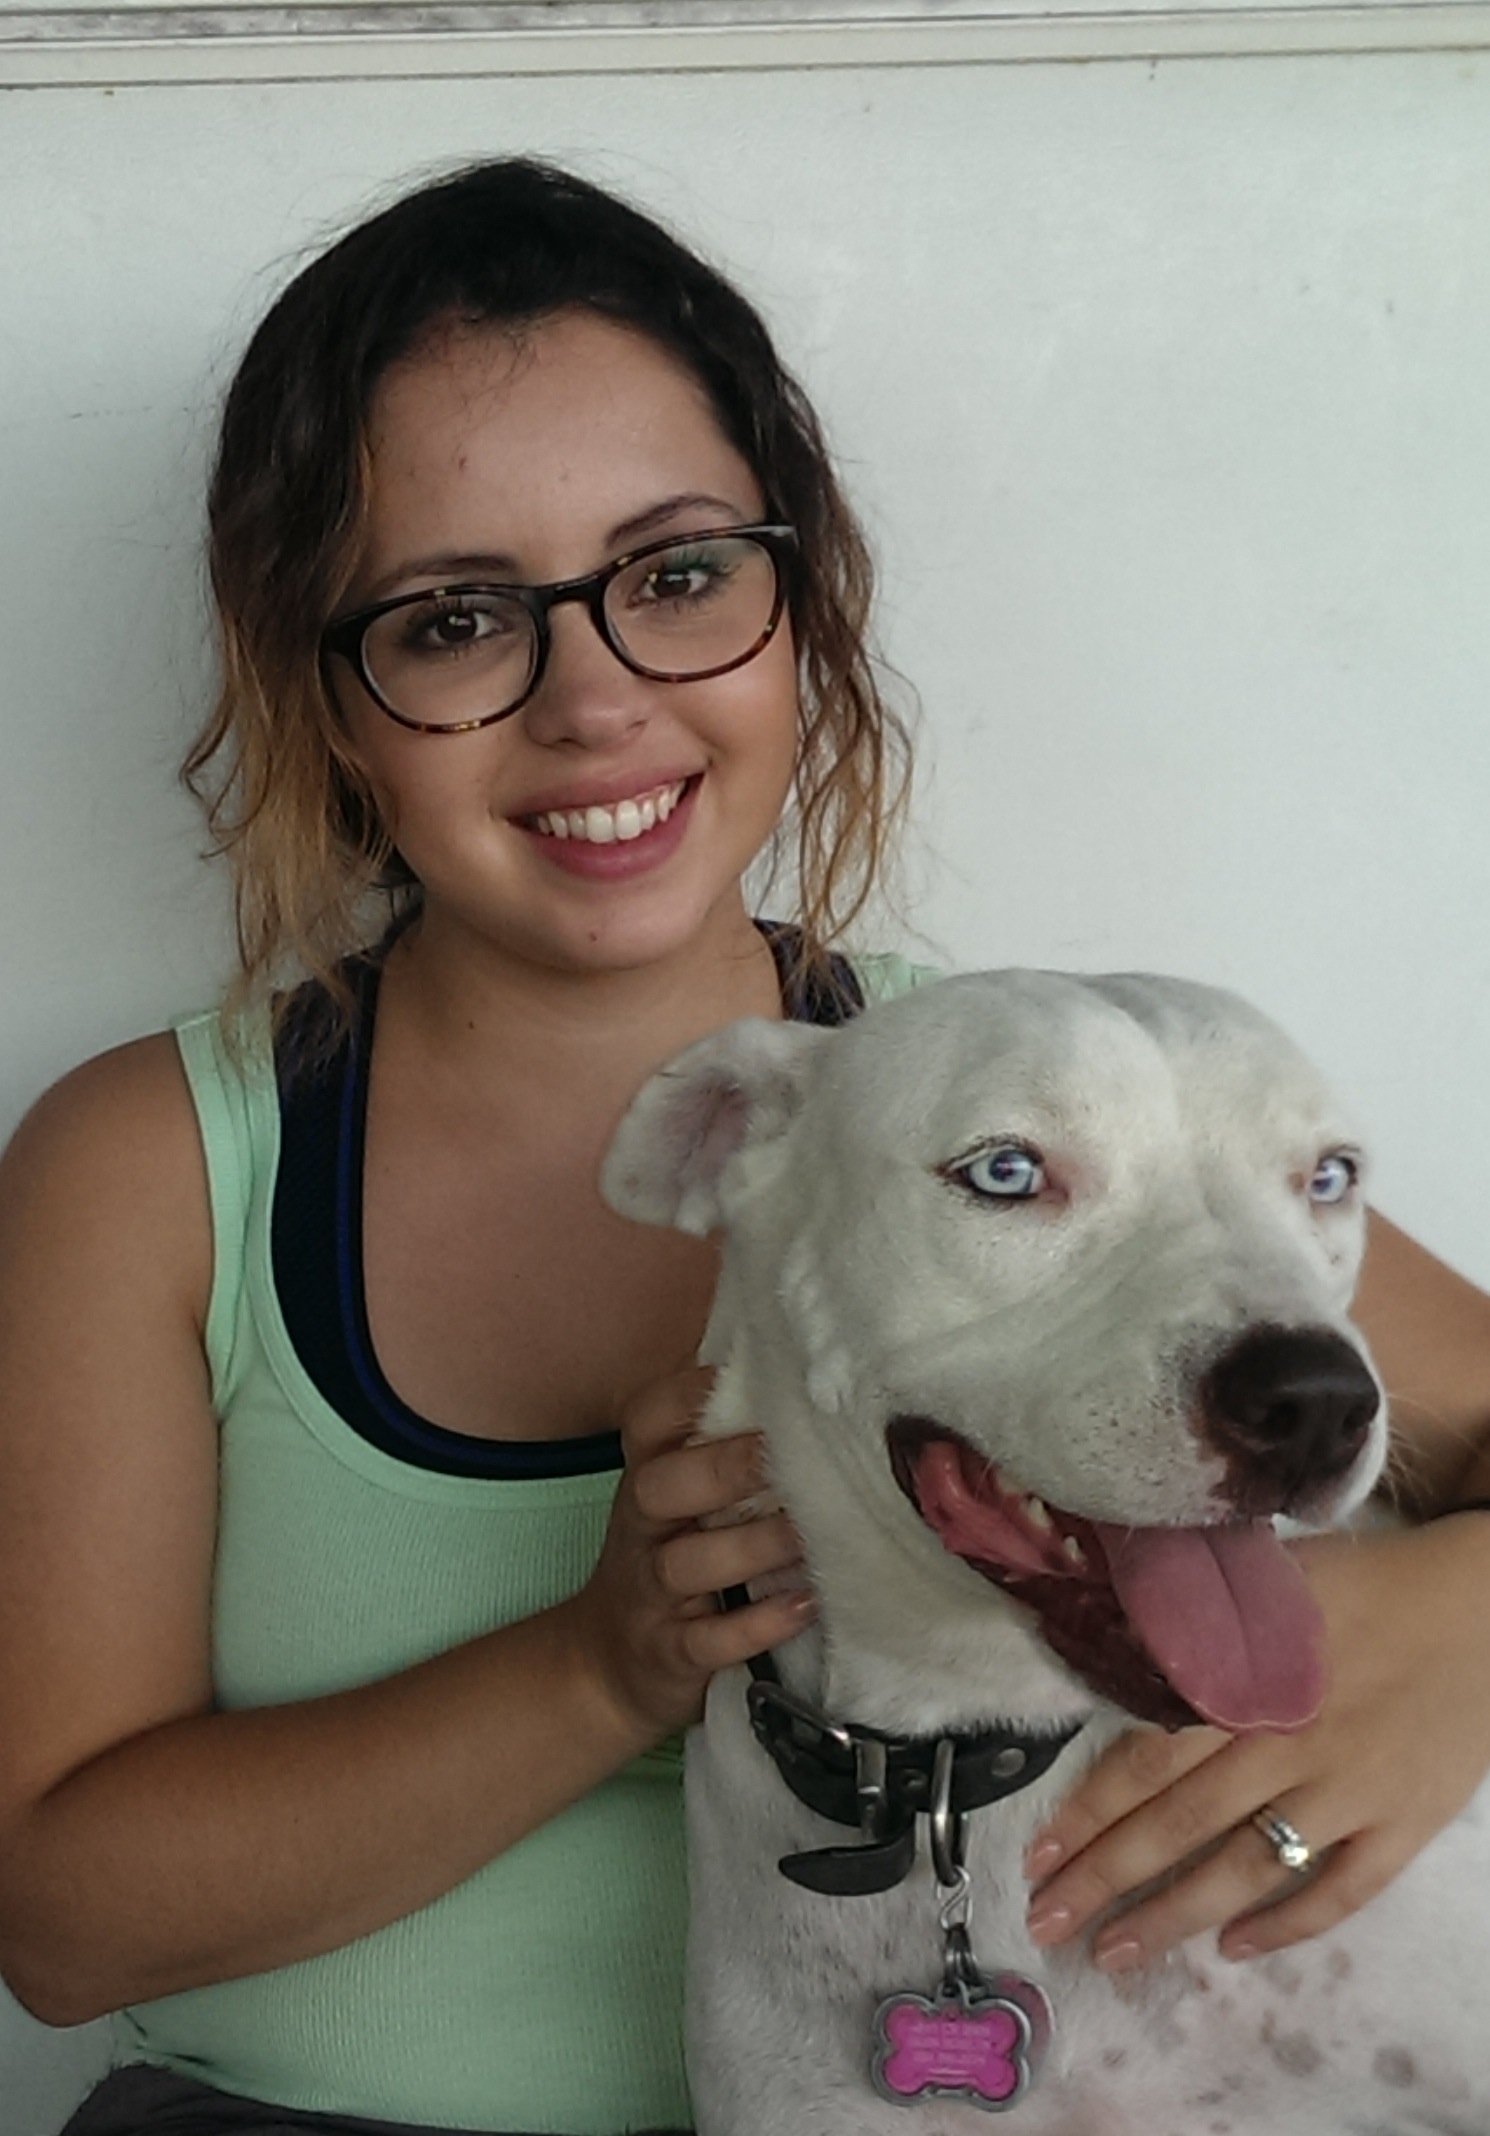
[362,588,537,731]
[603,534,778,679]
[360,534,780,729]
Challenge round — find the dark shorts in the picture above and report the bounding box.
[61,2068,692,2136]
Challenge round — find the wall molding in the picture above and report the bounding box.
[4,0,1489,83]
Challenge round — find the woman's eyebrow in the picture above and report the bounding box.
[604,492,751,547]
[366,496,754,600]
[365,550,518,598]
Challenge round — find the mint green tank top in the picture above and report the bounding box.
[116,951,938,2133]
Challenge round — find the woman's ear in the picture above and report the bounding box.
[601,1017,832,1237]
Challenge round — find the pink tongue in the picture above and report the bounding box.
[1092,1520,1325,1733]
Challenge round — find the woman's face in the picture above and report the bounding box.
[331,310,801,978]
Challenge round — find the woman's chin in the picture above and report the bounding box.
[439,879,755,986]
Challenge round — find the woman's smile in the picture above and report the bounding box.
[517,772,701,878]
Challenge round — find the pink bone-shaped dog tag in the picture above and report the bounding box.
[872,1981,1046,2111]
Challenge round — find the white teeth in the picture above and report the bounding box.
[1063,1535,1087,1567]
[532,780,687,841]
[1025,1496,1052,1531]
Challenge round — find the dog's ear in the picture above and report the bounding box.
[601,1017,831,1237]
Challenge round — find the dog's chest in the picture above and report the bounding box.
[686,1678,1490,2136]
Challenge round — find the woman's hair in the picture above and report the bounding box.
[188,157,912,1021]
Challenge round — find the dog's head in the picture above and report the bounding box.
[603,971,1385,1737]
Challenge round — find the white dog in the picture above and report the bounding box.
[603,970,1490,2136]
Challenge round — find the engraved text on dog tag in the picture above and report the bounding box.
[871,1972,1052,2112]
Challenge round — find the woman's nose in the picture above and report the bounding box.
[518,601,652,748]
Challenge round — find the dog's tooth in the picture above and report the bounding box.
[1063,1535,1087,1567]
[1025,1496,1052,1531]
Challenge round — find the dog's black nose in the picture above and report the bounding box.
[1201,1325,1379,1511]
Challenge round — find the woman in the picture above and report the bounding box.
[0,157,1487,2136]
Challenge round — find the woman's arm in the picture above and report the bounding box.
[0,1040,808,2026]
[1021,1211,1490,1967]
[1350,1210,1490,1509]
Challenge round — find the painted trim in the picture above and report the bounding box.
[3,0,1488,84]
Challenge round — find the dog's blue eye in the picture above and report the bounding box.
[958,1146,1045,1200]
[1308,1152,1359,1206]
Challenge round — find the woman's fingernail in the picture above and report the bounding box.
[1094,1935,1144,1974]
[1025,1836,1065,1879]
[1222,1937,1258,1963]
[705,1490,782,1530]
[787,1590,817,1615]
[738,1490,783,1521]
[1025,1901,1073,1946]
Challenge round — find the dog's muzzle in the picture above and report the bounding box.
[886,1404,1352,1736]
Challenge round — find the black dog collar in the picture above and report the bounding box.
[743,1648,1083,1897]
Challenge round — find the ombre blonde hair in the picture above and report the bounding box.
[187,159,912,1029]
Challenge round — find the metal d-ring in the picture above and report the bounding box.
[854,1734,890,1842]
[931,1738,978,1997]
[929,1737,967,1892]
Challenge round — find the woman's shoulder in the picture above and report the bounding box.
[0,1032,213,1321]
[6,1030,200,1164]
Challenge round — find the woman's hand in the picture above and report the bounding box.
[1023,1515,1490,1969]
[573,1364,816,1747]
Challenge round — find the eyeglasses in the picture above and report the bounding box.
[321,523,797,734]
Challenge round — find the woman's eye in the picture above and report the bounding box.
[648,568,709,600]
[638,550,730,605]
[955,1145,1046,1200]
[401,597,517,655]
[1307,1151,1360,1206]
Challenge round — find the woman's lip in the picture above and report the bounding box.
[519,773,700,878]
[510,769,702,822]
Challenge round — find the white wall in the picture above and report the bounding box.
[2,26,1489,2130]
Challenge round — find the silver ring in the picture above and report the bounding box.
[1251,1806,1315,1874]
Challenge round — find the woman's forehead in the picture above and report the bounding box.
[367,312,737,477]
[357,310,763,579]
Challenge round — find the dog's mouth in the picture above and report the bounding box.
[886,1418,1326,1734]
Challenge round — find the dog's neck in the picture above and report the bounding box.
[767,1605,1096,1743]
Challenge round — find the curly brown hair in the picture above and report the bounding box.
[187,158,912,1024]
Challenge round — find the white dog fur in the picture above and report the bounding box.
[603,970,1490,2136]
